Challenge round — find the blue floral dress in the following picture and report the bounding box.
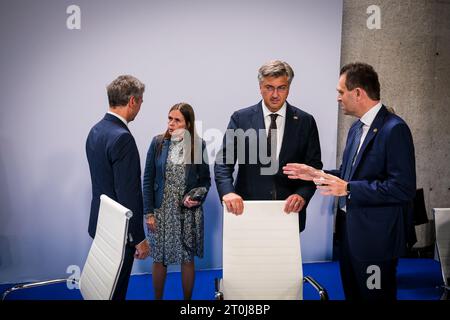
[148,138,204,265]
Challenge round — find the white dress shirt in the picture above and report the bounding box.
[261,101,286,159]
[355,102,383,161]
[342,102,382,212]
[107,110,128,128]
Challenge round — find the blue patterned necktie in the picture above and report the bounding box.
[338,120,364,209]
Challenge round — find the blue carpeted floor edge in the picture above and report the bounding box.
[0,258,444,300]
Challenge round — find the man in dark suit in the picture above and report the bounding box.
[86,75,150,300]
[284,63,416,300]
[214,60,322,231]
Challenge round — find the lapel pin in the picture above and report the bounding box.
[293,116,298,120]
[373,128,378,133]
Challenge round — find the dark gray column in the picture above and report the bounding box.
[340,0,450,248]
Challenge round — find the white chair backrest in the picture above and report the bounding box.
[79,194,132,300]
[222,201,302,300]
[434,208,450,286]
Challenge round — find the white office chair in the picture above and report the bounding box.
[215,201,328,300]
[2,195,132,300]
[433,208,450,299]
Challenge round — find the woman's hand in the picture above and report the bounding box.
[146,214,156,233]
[183,196,201,208]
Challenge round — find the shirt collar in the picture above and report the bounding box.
[261,100,287,118]
[360,102,382,127]
[107,110,128,127]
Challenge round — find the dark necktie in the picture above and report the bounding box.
[267,113,279,158]
[338,120,364,209]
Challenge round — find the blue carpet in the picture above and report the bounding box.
[1,259,444,300]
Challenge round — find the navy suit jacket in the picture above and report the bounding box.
[86,113,145,246]
[143,135,211,214]
[214,101,323,232]
[328,105,416,261]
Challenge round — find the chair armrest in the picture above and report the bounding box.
[303,276,329,300]
[214,278,224,300]
[2,278,70,301]
[214,275,329,300]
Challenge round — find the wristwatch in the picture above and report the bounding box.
[346,182,351,195]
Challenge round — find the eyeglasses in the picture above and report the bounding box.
[263,85,289,93]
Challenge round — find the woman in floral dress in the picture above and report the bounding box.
[143,102,210,300]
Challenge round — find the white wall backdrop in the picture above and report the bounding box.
[0,0,342,283]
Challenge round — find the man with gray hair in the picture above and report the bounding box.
[215,60,322,232]
[86,75,150,300]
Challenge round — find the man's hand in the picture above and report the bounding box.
[222,192,244,215]
[134,239,150,260]
[313,171,348,196]
[283,163,321,181]
[183,196,201,208]
[284,194,306,213]
[146,214,156,233]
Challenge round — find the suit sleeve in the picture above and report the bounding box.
[192,140,211,205]
[110,133,145,246]
[349,123,416,206]
[294,116,323,202]
[142,136,158,214]
[214,112,239,199]
[325,167,342,177]
[199,140,212,192]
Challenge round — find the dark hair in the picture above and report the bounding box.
[157,102,197,162]
[340,62,380,100]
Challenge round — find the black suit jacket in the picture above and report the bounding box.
[86,113,145,246]
[214,101,323,231]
